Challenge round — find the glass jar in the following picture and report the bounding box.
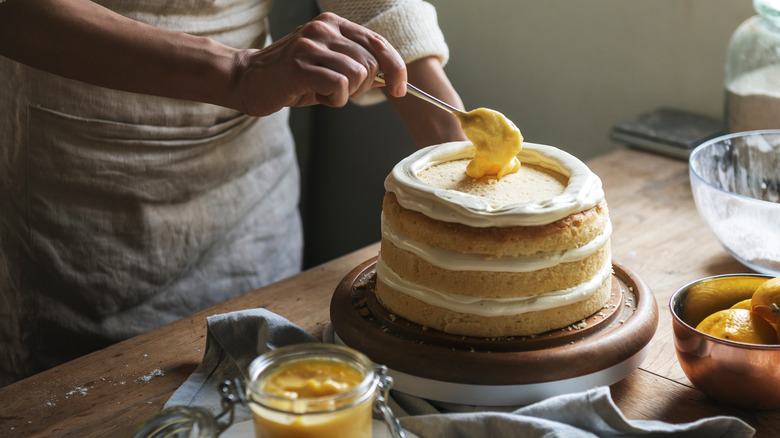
[129,344,403,438]
[246,343,402,438]
[128,406,218,438]
[725,0,780,132]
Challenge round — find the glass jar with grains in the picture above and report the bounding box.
[726,0,780,132]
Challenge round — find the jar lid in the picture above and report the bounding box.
[755,0,780,22]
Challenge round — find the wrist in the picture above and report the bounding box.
[387,56,467,147]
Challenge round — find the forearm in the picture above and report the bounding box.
[385,56,467,147]
[0,0,240,109]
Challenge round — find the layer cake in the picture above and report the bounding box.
[375,141,612,337]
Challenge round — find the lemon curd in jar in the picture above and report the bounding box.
[247,344,378,438]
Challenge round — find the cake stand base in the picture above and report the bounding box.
[330,257,658,406]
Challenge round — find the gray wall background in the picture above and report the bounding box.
[269,1,755,268]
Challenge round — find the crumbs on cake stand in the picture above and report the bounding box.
[353,272,373,289]
[562,319,588,331]
[481,335,517,341]
[358,296,370,318]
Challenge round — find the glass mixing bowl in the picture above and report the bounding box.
[689,130,780,275]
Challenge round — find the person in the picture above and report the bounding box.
[0,0,467,386]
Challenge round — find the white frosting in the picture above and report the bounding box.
[384,141,605,227]
[381,213,611,272]
[375,258,612,317]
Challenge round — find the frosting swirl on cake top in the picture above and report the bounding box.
[384,141,605,227]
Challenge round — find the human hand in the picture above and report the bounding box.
[231,12,407,117]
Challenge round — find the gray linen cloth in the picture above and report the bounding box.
[166,309,755,437]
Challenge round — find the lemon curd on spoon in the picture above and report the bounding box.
[455,107,523,179]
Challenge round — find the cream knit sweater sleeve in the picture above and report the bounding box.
[317,0,450,105]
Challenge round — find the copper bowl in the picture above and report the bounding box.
[670,274,780,410]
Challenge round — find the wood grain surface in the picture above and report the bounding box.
[1,148,778,437]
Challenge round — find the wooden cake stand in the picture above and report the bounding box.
[330,257,659,406]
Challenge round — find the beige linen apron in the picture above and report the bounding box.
[0,0,303,384]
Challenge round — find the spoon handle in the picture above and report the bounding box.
[375,73,465,116]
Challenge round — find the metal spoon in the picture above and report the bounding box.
[374,73,467,116]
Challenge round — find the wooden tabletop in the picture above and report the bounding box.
[3,147,779,437]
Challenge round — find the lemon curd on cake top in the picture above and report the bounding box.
[375,141,612,338]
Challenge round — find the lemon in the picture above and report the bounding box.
[751,277,780,325]
[730,298,753,310]
[683,276,770,327]
[695,308,777,345]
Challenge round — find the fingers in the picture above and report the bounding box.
[294,34,373,102]
[232,13,408,115]
[306,64,352,108]
[299,13,406,102]
[321,13,407,97]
